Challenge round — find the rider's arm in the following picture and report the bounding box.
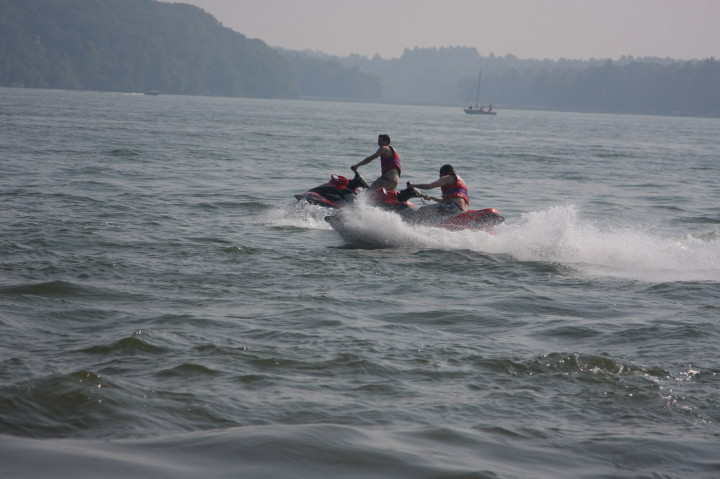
[409,175,453,190]
[351,148,381,171]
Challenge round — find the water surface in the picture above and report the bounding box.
[1,88,719,478]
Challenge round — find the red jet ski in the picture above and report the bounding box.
[294,172,369,208]
[295,172,419,211]
[416,207,505,232]
[325,183,504,234]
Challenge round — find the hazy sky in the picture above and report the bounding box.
[171,0,720,61]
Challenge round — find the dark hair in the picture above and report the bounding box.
[378,134,391,143]
[439,164,455,175]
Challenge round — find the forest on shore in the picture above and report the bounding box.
[1,0,718,116]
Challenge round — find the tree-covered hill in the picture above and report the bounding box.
[0,0,298,96]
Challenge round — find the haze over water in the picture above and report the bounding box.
[1,87,719,478]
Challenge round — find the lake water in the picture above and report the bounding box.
[1,87,719,479]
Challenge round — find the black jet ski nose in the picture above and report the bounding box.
[398,186,422,203]
[349,172,370,190]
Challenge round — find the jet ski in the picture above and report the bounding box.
[294,171,370,208]
[325,183,505,234]
[295,172,420,212]
[412,207,505,231]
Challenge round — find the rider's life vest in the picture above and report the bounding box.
[381,147,401,175]
[441,174,469,205]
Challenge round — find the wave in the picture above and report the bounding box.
[108,148,140,157]
[1,420,717,479]
[0,280,151,302]
[0,280,109,298]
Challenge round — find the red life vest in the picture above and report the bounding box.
[441,174,469,205]
[381,147,401,175]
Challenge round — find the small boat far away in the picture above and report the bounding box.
[464,71,496,115]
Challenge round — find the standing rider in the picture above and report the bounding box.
[351,134,401,191]
[407,164,470,219]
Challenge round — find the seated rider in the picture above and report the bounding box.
[407,164,470,220]
[351,134,401,191]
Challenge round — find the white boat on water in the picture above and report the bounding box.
[463,71,496,115]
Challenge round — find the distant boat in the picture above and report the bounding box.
[463,71,496,115]
[144,90,161,96]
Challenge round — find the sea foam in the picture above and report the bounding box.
[282,200,720,282]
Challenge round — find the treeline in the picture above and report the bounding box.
[1,0,718,116]
[340,47,720,116]
[512,58,720,115]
